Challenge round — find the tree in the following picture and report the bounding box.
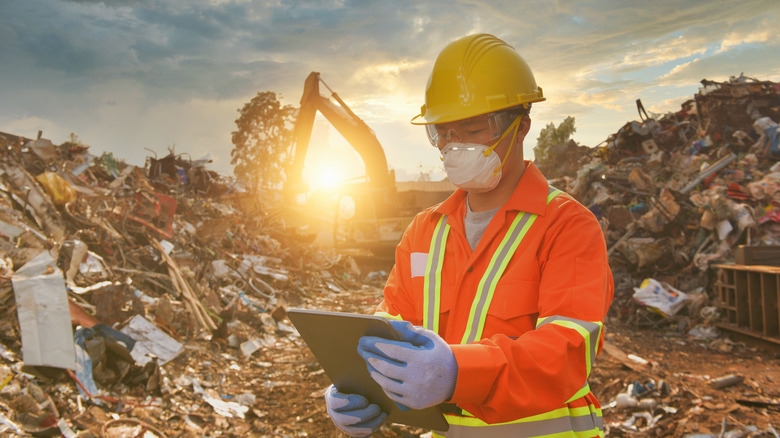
[534,116,576,164]
[231,91,297,189]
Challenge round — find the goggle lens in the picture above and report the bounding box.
[426,111,517,147]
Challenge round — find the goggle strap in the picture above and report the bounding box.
[483,114,522,156]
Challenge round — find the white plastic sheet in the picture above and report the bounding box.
[120,315,183,366]
[11,251,77,369]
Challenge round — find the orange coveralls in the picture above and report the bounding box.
[375,161,614,431]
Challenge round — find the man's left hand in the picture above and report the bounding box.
[357,320,457,411]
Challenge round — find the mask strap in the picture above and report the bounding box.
[487,114,523,175]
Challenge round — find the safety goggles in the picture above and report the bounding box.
[425,111,520,147]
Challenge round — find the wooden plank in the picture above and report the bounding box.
[749,271,763,333]
[715,322,780,346]
[764,274,779,337]
[736,270,750,328]
[713,263,780,274]
[734,245,780,267]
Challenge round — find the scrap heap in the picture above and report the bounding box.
[0,133,368,436]
[539,75,779,325]
[0,75,777,437]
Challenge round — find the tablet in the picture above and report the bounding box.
[286,308,449,431]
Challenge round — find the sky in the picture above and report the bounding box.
[1,0,779,187]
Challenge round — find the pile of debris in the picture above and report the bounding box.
[0,131,368,436]
[539,75,780,437]
[0,74,777,437]
[540,75,780,329]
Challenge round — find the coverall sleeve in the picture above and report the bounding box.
[449,210,614,423]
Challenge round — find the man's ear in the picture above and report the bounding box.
[516,116,531,143]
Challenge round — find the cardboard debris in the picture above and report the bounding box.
[10,252,76,370]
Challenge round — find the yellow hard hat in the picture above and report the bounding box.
[411,33,545,125]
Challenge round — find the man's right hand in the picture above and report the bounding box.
[324,385,387,437]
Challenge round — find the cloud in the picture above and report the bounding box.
[2,0,780,180]
[647,96,691,115]
[658,42,780,87]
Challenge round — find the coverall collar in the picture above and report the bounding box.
[435,160,550,217]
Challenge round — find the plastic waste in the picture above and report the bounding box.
[35,171,77,206]
[632,278,689,316]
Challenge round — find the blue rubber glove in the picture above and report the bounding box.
[324,385,387,437]
[357,320,458,411]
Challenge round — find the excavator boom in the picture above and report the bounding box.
[283,72,451,259]
[286,72,393,194]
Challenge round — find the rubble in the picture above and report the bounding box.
[0,74,777,437]
[0,131,375,436]
[545,75,780,437]
[545,75,780,328]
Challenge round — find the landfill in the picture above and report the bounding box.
[0,75,778,437]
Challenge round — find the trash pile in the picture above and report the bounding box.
[538,75,780,437]
[0,130,371,436]
[0,74,778,437]
[541,75,780,330]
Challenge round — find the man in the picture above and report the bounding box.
[324,33,614,438]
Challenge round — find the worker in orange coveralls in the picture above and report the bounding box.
[324,33,614,438]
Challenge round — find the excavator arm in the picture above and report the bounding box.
[286,72,394,195]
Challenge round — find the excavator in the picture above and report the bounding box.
[284,72,452,259]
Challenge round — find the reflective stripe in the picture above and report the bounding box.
[423,216,450,332]
[566,383,592,404]
[434,404,603,437]
[547,188,562,203]
[537,316,603,378]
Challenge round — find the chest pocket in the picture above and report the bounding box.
[484,280,540,338]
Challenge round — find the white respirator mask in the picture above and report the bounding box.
[440,115,522,193]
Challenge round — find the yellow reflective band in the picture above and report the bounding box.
[424,216,450,332]
[426,187,561,344]
[440,404,603,436]
[460,186,561,344]
[565,383,592,404]
[547,188,563,203]
[373,311,403,320]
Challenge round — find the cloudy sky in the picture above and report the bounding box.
[1,0,779,186]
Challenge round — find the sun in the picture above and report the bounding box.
[310,167,340,189]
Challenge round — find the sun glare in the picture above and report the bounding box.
[311,168,340,189]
